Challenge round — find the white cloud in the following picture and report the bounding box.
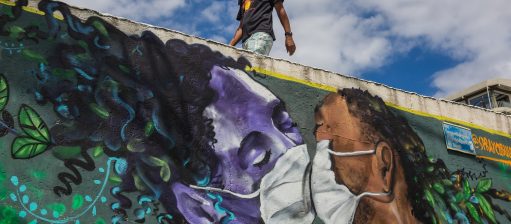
[268,0,511,96]
[271,0,391,75]
[60,0,186,21]
[201,2,224,23]
[60,0,511,97]
[352,0,511,96]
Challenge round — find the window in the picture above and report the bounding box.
[494,91,511,108]
[468,93,491,109]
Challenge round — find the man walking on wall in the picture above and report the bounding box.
[229,0,296,56]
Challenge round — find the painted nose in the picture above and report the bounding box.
[315,123,333,141]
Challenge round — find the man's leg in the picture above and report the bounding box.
[242,32,274,56]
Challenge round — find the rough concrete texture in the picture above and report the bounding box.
[68,0,511,136]
[0,1,510,224]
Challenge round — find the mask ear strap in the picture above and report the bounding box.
[349,192,391,224]
[327,149,375,156]
[356,191,392,200]
[189,185,261,199]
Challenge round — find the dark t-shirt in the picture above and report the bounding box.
[236,0,282,43]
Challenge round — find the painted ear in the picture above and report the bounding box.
[375,141,394,193]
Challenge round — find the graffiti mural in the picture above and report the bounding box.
[312,89,511,224]
[0,1,308,223]
[0,0,510,224]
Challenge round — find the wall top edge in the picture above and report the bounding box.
[14,0,511,133]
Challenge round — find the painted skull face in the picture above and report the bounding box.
[172,66,303,223]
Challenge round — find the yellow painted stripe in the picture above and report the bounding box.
[21,5,45,16]
[477,155,511,166]
[385,102,511,138]
[0,0,63,20]
[0,0,14,6]
[247,66,511,138]
[245,66,338,92]
[0,0,508,138]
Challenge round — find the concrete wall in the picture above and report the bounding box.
[0,1,510,223]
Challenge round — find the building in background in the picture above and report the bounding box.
[446,79,511,114]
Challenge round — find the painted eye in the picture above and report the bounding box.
[253,150,271,168]
[272,103,303,144]
[238,131,274,170]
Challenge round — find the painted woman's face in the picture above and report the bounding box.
[206,66,303,192]
[172,66,303,223]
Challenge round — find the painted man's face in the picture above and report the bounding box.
[173,66,303,223]
[313,93,418,224]
[314,93,373,194]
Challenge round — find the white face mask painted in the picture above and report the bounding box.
[190,144,314,224]
[311,140,390,224]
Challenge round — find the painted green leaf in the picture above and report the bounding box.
[428,156,437,163]
[476,178,492,193]
[96,218,107,224]
[11,137,48,159]
[0,205,23,223]
[92,145,104,158]
[144,121,154,137]
[50,68,77,83]
[433,183,445,194]
[77,40,89,51]
[424,189,435,207]
[76,53,92,61]
[441,179,453,186]
[0,188,7,201]
[145,156,171,182]
[0,74,8,111]
[108,174,122,184]
[18,104,51,143]
[430,216,437,224]
[438,211,450,224]
[71,194,84,210]
[0,6,14,18]
[466,202,482,224]
[454,192,464,203]
[21,49,48,64]
[160,163,171,182]
[0,165,5,182]
[127,139,145,152]
[463,179,471,200]
[428,191,450,224]
[30,170,47,181]
[118,65,130,74]
[449,202,461,213]
[92,20,109,37]
[8,25,25,39]
[426,166,434,173]
[48,203,66,217]
[475,193,497,224]
[133,174,147,191]
[52,146,81,160]
[146,156,166,167]
[432,190,448,211]
[27,32,37,38]
[89,103,110,119]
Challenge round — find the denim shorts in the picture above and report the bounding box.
[242,32,274,56]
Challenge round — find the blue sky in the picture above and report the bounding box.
[61,0,511,98]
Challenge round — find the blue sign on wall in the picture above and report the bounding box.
[442,122,476,155]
